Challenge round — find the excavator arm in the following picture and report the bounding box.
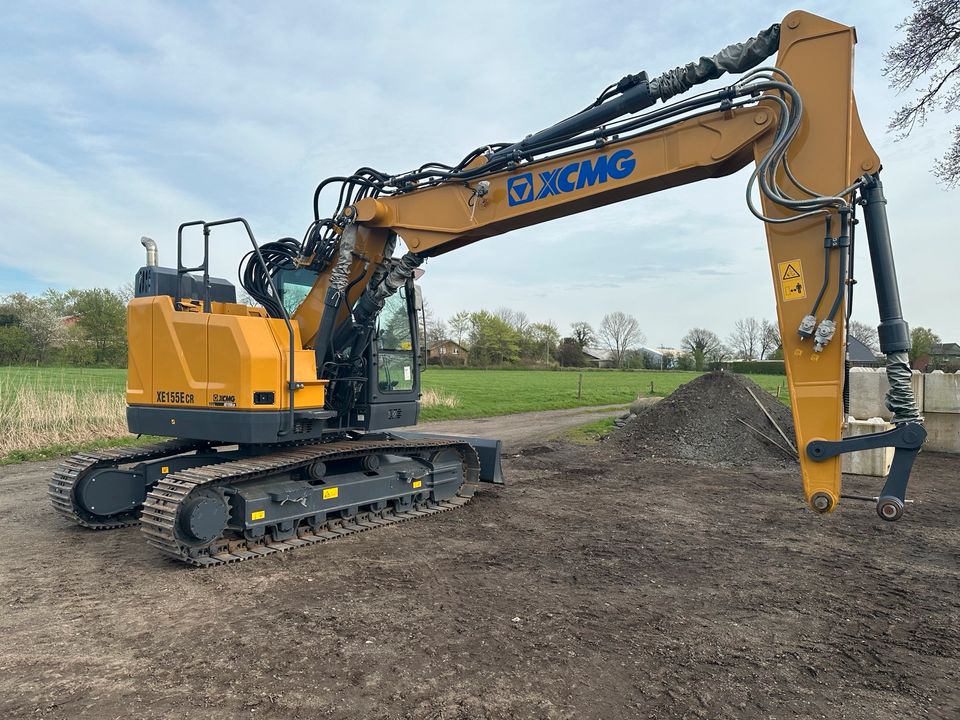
[290,11,924,519]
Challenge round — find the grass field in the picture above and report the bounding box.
[0,366,789,461]
[0,368,131,462]
[421,368,789,420]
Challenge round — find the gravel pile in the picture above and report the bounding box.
[615,372,798,468]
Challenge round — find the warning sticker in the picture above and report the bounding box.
[322,487,339,500]
[778,259,806,301]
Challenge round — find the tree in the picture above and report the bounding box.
[556,337,586,367]
[0,324,32,365]
[73,288,126,366]
[116,281,135,304]
[624,348,661,370]
[598,312,644,369]
[728,317,763,360]
[468,310,519,366]
[707,343,732,365]
[449,311,470,346]
[570,321,595,349]
[20,300,65,364]
[422,301,447,345]
[674,352,695,371]
[43,288,82,316]
[910,326,941,363]
[885,1,960,185]
[848,320,880,353]
[681,327,723,371]
[529,321,560,364]
[2,292,65,365]
[759,319,780,360]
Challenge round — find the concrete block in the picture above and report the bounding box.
[848,368,890,420]
[924,412,960,454]
[912,369,926,413]
[847,367,924,421]
[842,417,894,476]
[923,371,960,414]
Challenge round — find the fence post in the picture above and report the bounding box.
[577,373,583,399]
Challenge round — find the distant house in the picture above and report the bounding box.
[636,346,684,369]
[847,336,882,367]
[427,339,468,366]
[922,342,960,372]
[582,347,616,369]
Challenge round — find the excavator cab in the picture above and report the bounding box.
[275,267,422,431]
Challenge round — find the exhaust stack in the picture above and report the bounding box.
[140,236,158,267]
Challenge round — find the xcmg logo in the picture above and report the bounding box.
[506,149,636,206]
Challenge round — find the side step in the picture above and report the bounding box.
[386,431,504,484]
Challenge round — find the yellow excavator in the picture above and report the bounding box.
[49,11,926,566]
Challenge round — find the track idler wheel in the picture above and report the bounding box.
[178,492,230,545]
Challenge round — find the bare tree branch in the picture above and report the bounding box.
[885,0,960,185]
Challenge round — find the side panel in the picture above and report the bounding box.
[126,298,154,405]
[207,314,283,411]
[266,320,327,410]
[149,296,208,408]
[759,12,881,509]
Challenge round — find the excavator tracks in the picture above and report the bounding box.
[140,438,480,567]
[47,439,208,529]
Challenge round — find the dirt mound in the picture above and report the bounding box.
[615,372,798,467]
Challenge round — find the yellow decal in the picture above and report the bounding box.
[251,510,265,521]
[161,466,169,475]
[778,259,806,301]
[323,487,339,500]
[412,480,423,489]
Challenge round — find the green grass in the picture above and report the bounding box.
[565,416,618,444]
[0,366,126,393]
[0,368,132,463]
[420,368,789,421]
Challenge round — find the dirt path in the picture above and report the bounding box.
[0,409,956,719]
[419,403,632,451]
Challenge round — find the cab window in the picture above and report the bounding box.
[377,287,415,393]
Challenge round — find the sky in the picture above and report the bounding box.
[0,0,956,348]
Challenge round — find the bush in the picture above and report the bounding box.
[727,360,786,375]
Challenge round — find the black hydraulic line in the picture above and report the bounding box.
[846,203,858,319]
[807,216,833,317]
[826,209,852,322]
[485,75,657,167]
[343,262,370,300]
[860,174,910,353]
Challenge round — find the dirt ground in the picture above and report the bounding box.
[0,406,957,720]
